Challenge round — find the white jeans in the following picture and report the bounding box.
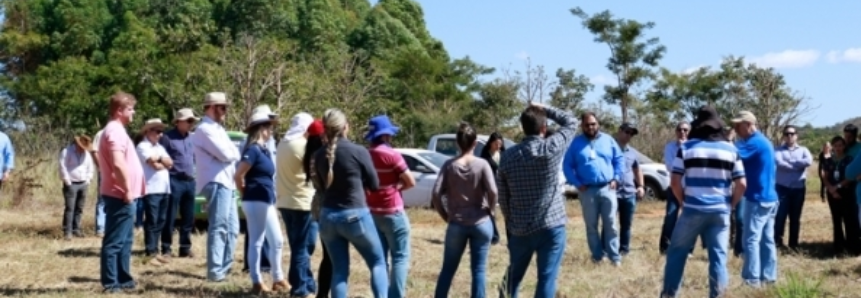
[242,201,285,283]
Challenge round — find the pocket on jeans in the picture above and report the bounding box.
[342,215,367,238]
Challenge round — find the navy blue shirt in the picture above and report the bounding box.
[160,129,195,179]
[240,143,276,204]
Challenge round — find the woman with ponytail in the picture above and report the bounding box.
[313,109,388,298]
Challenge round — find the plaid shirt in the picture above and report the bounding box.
[497,106,577,236]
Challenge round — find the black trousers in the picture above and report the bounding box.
[317,241,333,298]
[827,190,861,256]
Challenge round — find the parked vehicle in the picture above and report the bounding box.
[427,134,578,197]
[427,133,670,200]
[391,148,448,208]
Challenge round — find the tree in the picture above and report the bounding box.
[549,68,593,115]
[570,7,666,123]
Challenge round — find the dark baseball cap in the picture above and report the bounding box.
[844,124,858,134]
[620,122,639,135]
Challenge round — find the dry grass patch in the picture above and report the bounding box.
[0,159,858,297]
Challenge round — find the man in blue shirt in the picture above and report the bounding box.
[732,111,779,287]
[563,112,625,266]
[159,108,199,258]
[607,123,643,256]
[773,125,812,250]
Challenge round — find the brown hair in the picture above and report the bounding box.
[109,92,137,116]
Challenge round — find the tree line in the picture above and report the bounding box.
[0,1,817,159]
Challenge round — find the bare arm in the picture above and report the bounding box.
[234,161,252,198]
[398,172,415,191]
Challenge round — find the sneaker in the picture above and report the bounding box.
[612,261,621,267]
[73,231,86,238]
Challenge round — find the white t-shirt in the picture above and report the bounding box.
[137,140,171,195]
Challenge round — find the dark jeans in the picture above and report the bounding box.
[505,226,566,298]
[62,182,89,235]
[163,177,196,255]
[827,190,861,255]
[731,200,745,255]
[318,241,333,298]
[775,185,806,248]
[280,209,319,297]
[659,190,706,253]
[134,199,144,228]
[615,194,637,254]
[142,193,170,255]
[100,196,137,291]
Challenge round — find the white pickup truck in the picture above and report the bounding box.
[427,133,579,197]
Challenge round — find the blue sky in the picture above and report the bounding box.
[411,0,861,127]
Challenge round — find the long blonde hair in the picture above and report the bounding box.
[323,109,347,188]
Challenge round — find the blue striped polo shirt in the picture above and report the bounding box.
[671,139,745,213]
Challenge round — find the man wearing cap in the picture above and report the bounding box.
[732,110,779,287]
[59,134,96,240]
[191,92,241,282]
[563,111,625,266]
[136,118,174,265]
[661,105,746,298]
[97,92,146,293]
[609,123,644,256]
[275,112,319,297]
[160,108,200,258]
[365,114,415,298]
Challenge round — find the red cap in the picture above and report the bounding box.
[307,119,324,137]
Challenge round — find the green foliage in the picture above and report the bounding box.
[571,7,666,123]
[771,272,825,298]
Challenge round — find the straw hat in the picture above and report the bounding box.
[245,105,279,132]
[173,108,200,123]
[203,92,230,107]
[140,118,168,134]
[74,135,93,152]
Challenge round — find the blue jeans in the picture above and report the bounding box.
[505,225,566,298]
[100,196,137,291]
[661,208,730,298]
[733,199,746,255]
[373,211,411,298]
[134,199,144,228]
[659,190,707,253]
[435,220,492,298]
[775,185,806,248]
[281,208,319,297]
[202,182,240,281]
[163,177,196,255]
[579,185,620,262]
[319,207,388,298]
[615,194,636,254]
[142,193,170,255]
[95,176,105,234]
[742,200,779,286]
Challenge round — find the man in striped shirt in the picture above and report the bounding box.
[661,106,747,298]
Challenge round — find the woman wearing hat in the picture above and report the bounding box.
[234,106,288,294]
[364,115,415,298]
[135,118,174,265]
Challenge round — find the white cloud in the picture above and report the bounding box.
[826,48,861,63]
[748,49,820,69]
[590,74,616,86]
[515,51,529,60]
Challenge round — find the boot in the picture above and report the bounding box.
[272,279,289,292]
[251,283,271,295]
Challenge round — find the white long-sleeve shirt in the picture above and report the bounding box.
[59,144,95,184]
[191,116,240,193]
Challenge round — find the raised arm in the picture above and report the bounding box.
[541,104,577,155]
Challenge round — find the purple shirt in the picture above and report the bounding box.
[160,129,195,179]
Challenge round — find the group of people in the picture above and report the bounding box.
[53,88,861,298]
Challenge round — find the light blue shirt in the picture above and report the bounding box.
[0,132,14,175]
[774,144,812,189]
[562,132,624,188]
